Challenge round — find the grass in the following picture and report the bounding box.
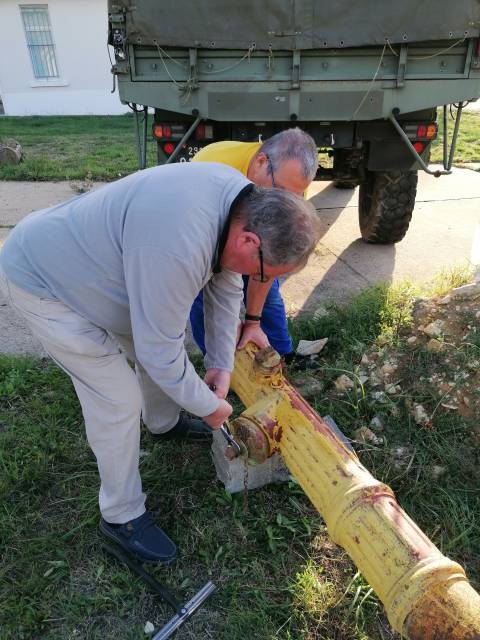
[430,109,480,165]
[1,266,478,639]
[0,111,478,182]
[0,114,158,181]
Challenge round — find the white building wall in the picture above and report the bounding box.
[0,0,127,115]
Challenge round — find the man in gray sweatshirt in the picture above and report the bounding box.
[0,162,320,563]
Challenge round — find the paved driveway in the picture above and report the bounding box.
[279,165,480,315]
[1,166,479,353]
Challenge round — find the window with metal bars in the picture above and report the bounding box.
[20,4,59,79]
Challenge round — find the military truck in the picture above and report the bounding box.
[108,1,480,243]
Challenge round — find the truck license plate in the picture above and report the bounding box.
[177,144,206,162]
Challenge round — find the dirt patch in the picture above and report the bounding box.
[355,281,480,445]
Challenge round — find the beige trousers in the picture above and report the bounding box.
[0,271,180,523]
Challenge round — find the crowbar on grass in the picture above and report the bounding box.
[102,543,215,639]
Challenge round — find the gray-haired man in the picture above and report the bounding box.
[0,162,320,563]
[190,128,319,360]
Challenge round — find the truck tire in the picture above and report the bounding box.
[358,170,418,244]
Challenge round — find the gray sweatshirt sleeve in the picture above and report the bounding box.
[123,247,220,417]
[203,269,243,371]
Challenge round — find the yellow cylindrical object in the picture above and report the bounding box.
[231,346,480,639]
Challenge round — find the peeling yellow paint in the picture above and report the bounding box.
[231,345,480,639]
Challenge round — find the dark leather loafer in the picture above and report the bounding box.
[150,413,213,443]
[100,512,177,564]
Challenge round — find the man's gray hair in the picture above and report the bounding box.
[233,186,321,267]
[258,128,318,181]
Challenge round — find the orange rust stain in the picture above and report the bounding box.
[259,415,278,439]
[285,387,351,460]
[405,597,480,640]
[357,485,395,507]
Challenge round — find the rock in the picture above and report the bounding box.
[441,403,457,410]
[422,320,445,338]
[370,416,384,432]
[438,295,452,305]
[452,282,480,299]
[407,336,417,345]
[0,139,22,165]
[294,374,324,396]
[144,621,155,634]
[431,465,446,480]
[211,430,289,493]
[413,404,430,425]
[334,374,354,392]
[360,353,370,366]
[354,427,384,446]
[358,374,369,385]
[372,390,387,402]
[385,383,401,395]
[381,361,397,378]
[392,445,412,460]
[296,338,328,356]
[426,338,444,353]
[369,372,382,387]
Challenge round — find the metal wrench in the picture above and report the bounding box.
[208,384,242,457]
[219,422,242,457]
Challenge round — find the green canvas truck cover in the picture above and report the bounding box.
[112,0,480,50]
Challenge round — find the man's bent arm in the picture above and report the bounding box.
[124,248,219,417]
[235,278,271,350]
[203,269,243,372]
[245,277,274,317]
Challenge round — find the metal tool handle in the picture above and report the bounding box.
[219,424,242,457]
[102,543,181,611]
[153,581,216,640]
[208,384,242,456]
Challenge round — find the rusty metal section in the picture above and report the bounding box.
[229,416,270,464]
[405,581,480,640]
[230,343,480,639]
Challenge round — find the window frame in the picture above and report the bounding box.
[20,4,60,81]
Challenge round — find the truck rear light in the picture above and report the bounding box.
[413,142,425,153]
[403,122,438,141]
[153,124,172,139]
[195,124,214,141]
[153,123,186,141]
[163,142,175,154]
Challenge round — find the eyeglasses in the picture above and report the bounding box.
[266,154,276,188]
[252,246,270,283]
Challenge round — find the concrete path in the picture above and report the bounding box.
[1,167,480,354]
[282,165,480,315]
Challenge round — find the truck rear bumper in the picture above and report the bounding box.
[117,78,480,122]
